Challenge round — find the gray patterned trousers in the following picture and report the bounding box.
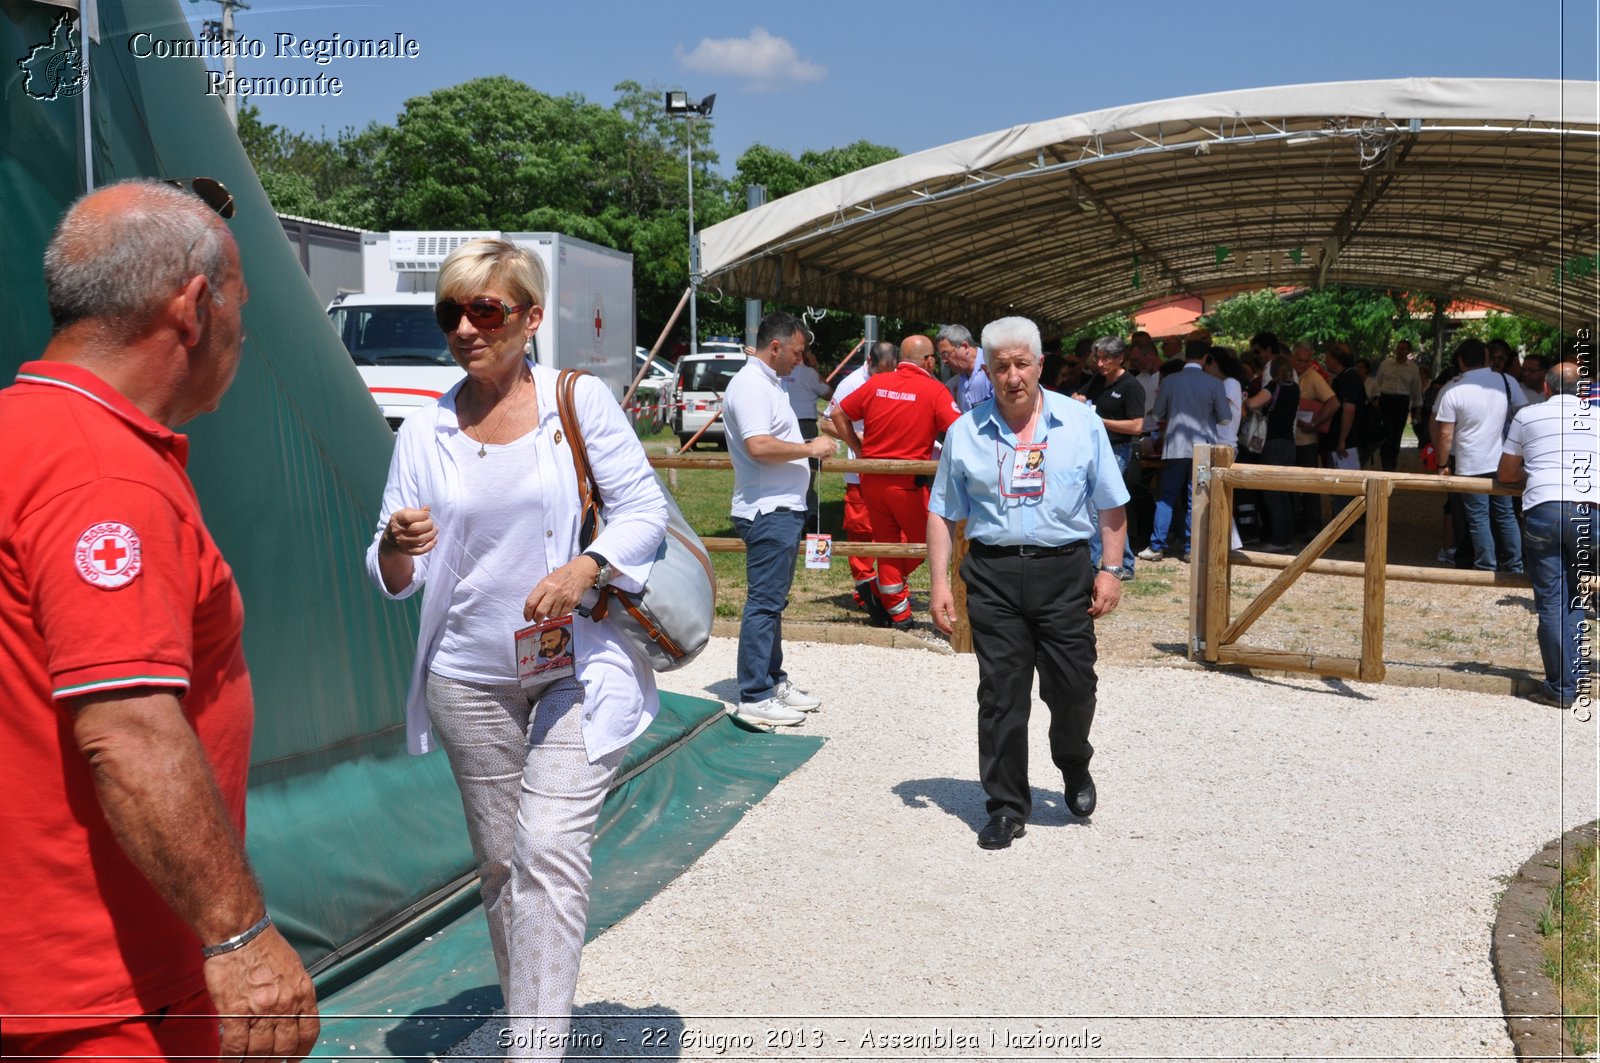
[426,672,627,1059]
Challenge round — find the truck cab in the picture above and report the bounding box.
[327,291,463,429]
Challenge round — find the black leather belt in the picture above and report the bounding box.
[968,540,1086,559]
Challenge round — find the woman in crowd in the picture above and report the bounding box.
[1244,355,1301,550]
[367,238,667,1056]
[1204,347,1249,451]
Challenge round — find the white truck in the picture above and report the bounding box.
[327,230,636,429]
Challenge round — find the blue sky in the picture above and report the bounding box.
[190,0,1594,175]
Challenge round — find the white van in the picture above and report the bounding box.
[327,292,462,428]
[670,344,747,449]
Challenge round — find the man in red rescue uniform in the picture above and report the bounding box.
[0,181,318,1060]
[831,334,961,629]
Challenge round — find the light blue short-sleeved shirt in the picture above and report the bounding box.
[929,388,1131,546]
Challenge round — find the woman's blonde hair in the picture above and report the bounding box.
[436,238,546,307]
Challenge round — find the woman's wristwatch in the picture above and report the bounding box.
[582,551,613,587]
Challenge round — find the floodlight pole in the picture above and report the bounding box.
[667,91,714,356]
[193,0,249,127]
[686,115,698,356]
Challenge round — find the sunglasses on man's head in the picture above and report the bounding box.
[434,297,532,333]
[164,176,235,218]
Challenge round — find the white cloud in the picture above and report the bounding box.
[675,27,825,89]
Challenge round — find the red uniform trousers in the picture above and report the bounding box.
[861,475,929,623]
[842,481,877,586]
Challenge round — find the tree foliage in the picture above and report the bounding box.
[1060,310,1138,353]
[1449,310,1572,360]
[1196,284,1571,369]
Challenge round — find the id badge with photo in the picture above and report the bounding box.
[805,533,833,570]
[1009,443,1047,496]
[516,614,576,691]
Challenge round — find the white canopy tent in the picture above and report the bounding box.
[698,79,1598,331]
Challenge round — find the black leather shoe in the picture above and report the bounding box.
[977,815,1026,849]
[1064,768,1096,818]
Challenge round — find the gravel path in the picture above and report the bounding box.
[446,637,1596,1062]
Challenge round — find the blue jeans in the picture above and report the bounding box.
[733,508,806,703]
[1458,490,1523,572]
[1148,457,1192,555]
[1090,442,1137,573]
[1524,501,1594,706]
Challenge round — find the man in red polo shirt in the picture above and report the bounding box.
[0,181,317,1061]
[831,334,960,628]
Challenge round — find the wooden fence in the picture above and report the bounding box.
[1186,443,1528,682]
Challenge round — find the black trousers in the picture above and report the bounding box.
[961,545,1098,822]
[1377,394,1412,471]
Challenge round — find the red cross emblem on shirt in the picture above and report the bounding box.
[93,537,127,571]
[74,521,143,589]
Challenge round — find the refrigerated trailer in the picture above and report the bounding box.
[326,230,635,429]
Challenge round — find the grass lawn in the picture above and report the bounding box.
[1540,839,1600,1056]
[641,429,932,625]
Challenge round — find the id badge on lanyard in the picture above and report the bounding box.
[515,614,576,691]
[1005,442,1047,497]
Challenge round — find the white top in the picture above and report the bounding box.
[1217,376,1244,446]
[723,358,809,519]
[430,430,549,683]
[366,363,669,761]
[825,364,871,485]
[781,362,830,423]
[1137,369,1160,430]
[1373,359,1423,404]
[1503,394,1599,509]
[1434,366,1530,475]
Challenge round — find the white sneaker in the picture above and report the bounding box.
[773,679,821,712]
[736,696,807,726]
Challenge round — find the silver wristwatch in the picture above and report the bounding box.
[1097,565,1123,577]
[582,551,613,587]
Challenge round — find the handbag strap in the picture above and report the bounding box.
[556,368,600,539]
[556,369,631,621]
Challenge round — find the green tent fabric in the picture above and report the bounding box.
[3,0,475,968]
[2,0,821,1008]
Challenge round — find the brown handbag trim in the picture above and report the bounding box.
[554,369,705,656]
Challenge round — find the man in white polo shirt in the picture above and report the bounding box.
[1498,361,1598,710]
[1435,338,1528,572]
[723,312,837,726]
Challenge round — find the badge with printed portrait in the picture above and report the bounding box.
[74,522,143,590]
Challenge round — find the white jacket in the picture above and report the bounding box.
[366,363,669,761]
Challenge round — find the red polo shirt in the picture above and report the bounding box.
[837,361,961,486]
[0,361,253,1031]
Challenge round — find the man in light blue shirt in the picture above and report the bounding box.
[937,324,994,413]
[927,316,1129,850]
